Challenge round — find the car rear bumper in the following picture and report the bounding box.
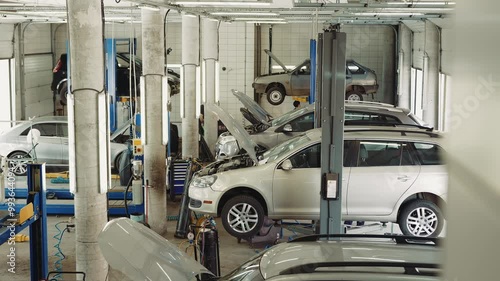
[252,82,267,93]
[364,84,379,94]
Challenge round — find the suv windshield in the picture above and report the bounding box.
[271,107,310,127]
[261,133,312,163]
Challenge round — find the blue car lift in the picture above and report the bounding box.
[0,164,48,281]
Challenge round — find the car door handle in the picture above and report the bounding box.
[397,175,410,182]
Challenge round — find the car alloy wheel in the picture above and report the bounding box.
[398,199,443,237]
[266,86,286,106]
[8,152,30,176]
[221,195,265,239]
[346,91,363,101]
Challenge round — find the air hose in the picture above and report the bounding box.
[52,221,73,280]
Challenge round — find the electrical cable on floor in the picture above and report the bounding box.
[124,174,134,217]
[52,221,74,280]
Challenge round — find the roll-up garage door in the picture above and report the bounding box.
[0,24,15,59]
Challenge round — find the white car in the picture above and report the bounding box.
[0,116,129,175]
[190,105,447,239]
[100,218,442,281]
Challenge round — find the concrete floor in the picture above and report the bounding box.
[0,174,411,280]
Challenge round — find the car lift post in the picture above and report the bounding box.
[318,28,347,235]
[27,163,49,280]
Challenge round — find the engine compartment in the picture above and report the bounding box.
[197,154,255,176]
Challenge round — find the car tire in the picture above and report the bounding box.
[221,195,265,239]
[118,150,132,186]
[398,199,444,238]
[59,82,68,106]
[266,86,286,106]
[345,91,363,101]
[8,151,30,176]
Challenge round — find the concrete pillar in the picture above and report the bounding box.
[398,23,412,109]
[202,18,219,152]
[422,20,439,128]
[444,1,500,280]
[66,0,108,280]
[181,14,200,158]
[141,9,167,235]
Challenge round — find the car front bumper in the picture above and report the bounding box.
[363,84,379,94]
[188,185,221,216]
[252,82,267,94]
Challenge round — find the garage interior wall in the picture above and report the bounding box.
[259,23,396,118]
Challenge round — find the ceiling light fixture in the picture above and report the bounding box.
[247,21,287,24]
[353,12,425,16]
[175,1,271,6]
[211,12,279,16]
[137,4,160,11]
[234,17,284,21]
[387,1,456,5]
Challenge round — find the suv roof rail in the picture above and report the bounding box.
[345,126,440,138]
[289,234,440,246]
[345,122,434,131]
[345,100,396,108]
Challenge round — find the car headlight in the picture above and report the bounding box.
[191,175,218,188]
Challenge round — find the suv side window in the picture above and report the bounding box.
[289,141,353,168]
[347,62,366,75]
[357,141,414,167]
[412,143,443,165]
[57,123,68,137]
[345,111,401,125]
[289,112,314,132]
[20,123,58,137]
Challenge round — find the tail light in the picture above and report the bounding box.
[53,59,62,73]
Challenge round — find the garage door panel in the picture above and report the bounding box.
[23,24,51,55]
[0,24,14,59]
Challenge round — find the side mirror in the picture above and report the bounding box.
[282,124,293,132]
[281,159,293,171]
[27,129,41,146]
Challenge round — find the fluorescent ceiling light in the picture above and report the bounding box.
[247,21,287,24]
[175,1,271,6]
[234,17,284,21]
[138,4,160,11]
[387,1,455,5]
[353,12,424,16]
[211,12,278,16]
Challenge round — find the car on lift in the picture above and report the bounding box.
[0,116,128,176]
[190,106,447,239]
[252,49,379,105]
[51,53,180,106]
[100,218,442,281]
[215,90,430,160]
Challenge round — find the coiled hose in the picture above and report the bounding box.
[52,221,72,280]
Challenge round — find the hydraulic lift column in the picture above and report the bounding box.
[318,29,347,235]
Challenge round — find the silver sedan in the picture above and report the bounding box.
[0,116,128,175]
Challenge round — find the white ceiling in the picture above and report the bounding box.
[0,0,455,26]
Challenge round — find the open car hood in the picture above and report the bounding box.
[207,103,258,163]
[264,49,289,72]
[232,89,272,126]
[98,218,214,281]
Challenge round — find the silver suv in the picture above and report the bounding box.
[252,50,379,105]
[191,119,447,239]
[215,90,429,160]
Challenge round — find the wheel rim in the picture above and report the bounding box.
[269,90,283,103]
[8,154,29,175]
[347,93,361,101]
[226,203,259,234]
[406,207,438,237]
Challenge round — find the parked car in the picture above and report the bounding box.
[0,116,128,176]
[191,108,446,239]
[252,49,379,105]
[51,53,180,106]
[215,90,430,160]
[99,218,442,281]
